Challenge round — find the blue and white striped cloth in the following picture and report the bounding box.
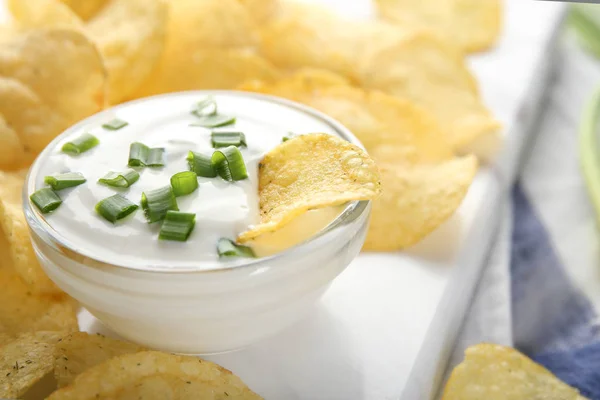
[450,35,600,399]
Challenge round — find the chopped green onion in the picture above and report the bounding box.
[192,96,217,116]
[102,118,128,130]
[217,238,255,258]
[159,211,196,241]
[128,142,165,167]
[211,146,248,181]
[98,169,140,188]
[170,171,198,197]
[44,172,86,190]
[187,151,217,178]
[282,132,299,142]
[95,194,139,223]
[61,133,99,155]
[190,114,236,128]
[211,131,247,148]
[141,186,178,223]
[30,188,62,214]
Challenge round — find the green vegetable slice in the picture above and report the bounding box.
[187,151,217,178]
[44,172,86,190]
[211,131,247,148]
[98,169,140,188]
[217,238,255,258]
[211,146,248,181]
[159,211,196,242]
[141,186,178,223]
[61,133,99,155]
[190,114,236,128]
[102,118,128,130]
[170,171,199,197]
[192,96,217,117]
[30,188,62,214]
[95,194,139,223]
[128,142,165,167]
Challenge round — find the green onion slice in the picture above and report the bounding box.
[44,172,86,190]
[211,146,248,181]
[217,238,255,258]
[190,114,236,128]
[159,210,196,242]
[30,188,62,214]
[211,131,247,148]
[187,151,217,178]
[128,142,165,167]
[141,185,178,223]
[170,171,199,197]
[102,118,128,130]
[61,133,99,155]
[192,96,217,117]
[98,169,140,188]
[95,194,139,223]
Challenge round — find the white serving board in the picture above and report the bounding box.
[1,1,565,399]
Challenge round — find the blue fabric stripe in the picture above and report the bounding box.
[511,183,600,398]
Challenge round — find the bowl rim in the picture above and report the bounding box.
[23,90,370,275]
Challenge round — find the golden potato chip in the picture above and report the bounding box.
[59,0,108,20]
[0,268,77,341]
[0,170,62,293]
[0,331,64,398]
[0,113,26,170]
[47,351,263,399]
[357,31,501,155]
[135,48,280,98]
[237,133,381,242]
[237,0,280,23]
[85,0,167,103]
[0,28,106,160]
[375,0,502,53]
[364,156,477,250]
[54,332,146,388]
[442,343,584,400]
[7,0,84,30]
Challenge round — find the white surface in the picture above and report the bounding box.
[0,0,566,398]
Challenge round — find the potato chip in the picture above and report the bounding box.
[58,0,108,20]
[357,31,501,155]
[134,48,280,98]
[47,351,263,399]
[7,0,84,30]
[0,331,64,398]
[237,0,280,23]
[237,133,381,242]
[375,0,502,53]
[442,343,584,400]
[0,28,106,161]
[364,156,477,250]
[0,170,62,293]
[54,332,146,388]
[0,268,77,341]
[0,113,26,170]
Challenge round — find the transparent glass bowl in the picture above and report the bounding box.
[23,91,372,354]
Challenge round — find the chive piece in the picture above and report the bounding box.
[211,146,248,181]
[187,151,217,178]
[217,238,255,258]
[98,169,140,188]
[102,118,128,130]
[190,115,236,128]
[44,172,86,191]
[282,132,299,142]
[159,210,196,241]
[192,96,217,117]
[128,142,165,167]
[141,186,178,223]
[211,131,247,148]
[170,171,199,197]
[95,194,139,223]
[61,133,99,155]
[30,188,62,214]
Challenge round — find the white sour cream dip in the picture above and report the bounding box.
[31,92,344,270]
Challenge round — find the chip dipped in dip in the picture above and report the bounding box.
[23,91,379,353]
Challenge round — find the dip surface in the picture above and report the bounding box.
[32,92,343,269]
